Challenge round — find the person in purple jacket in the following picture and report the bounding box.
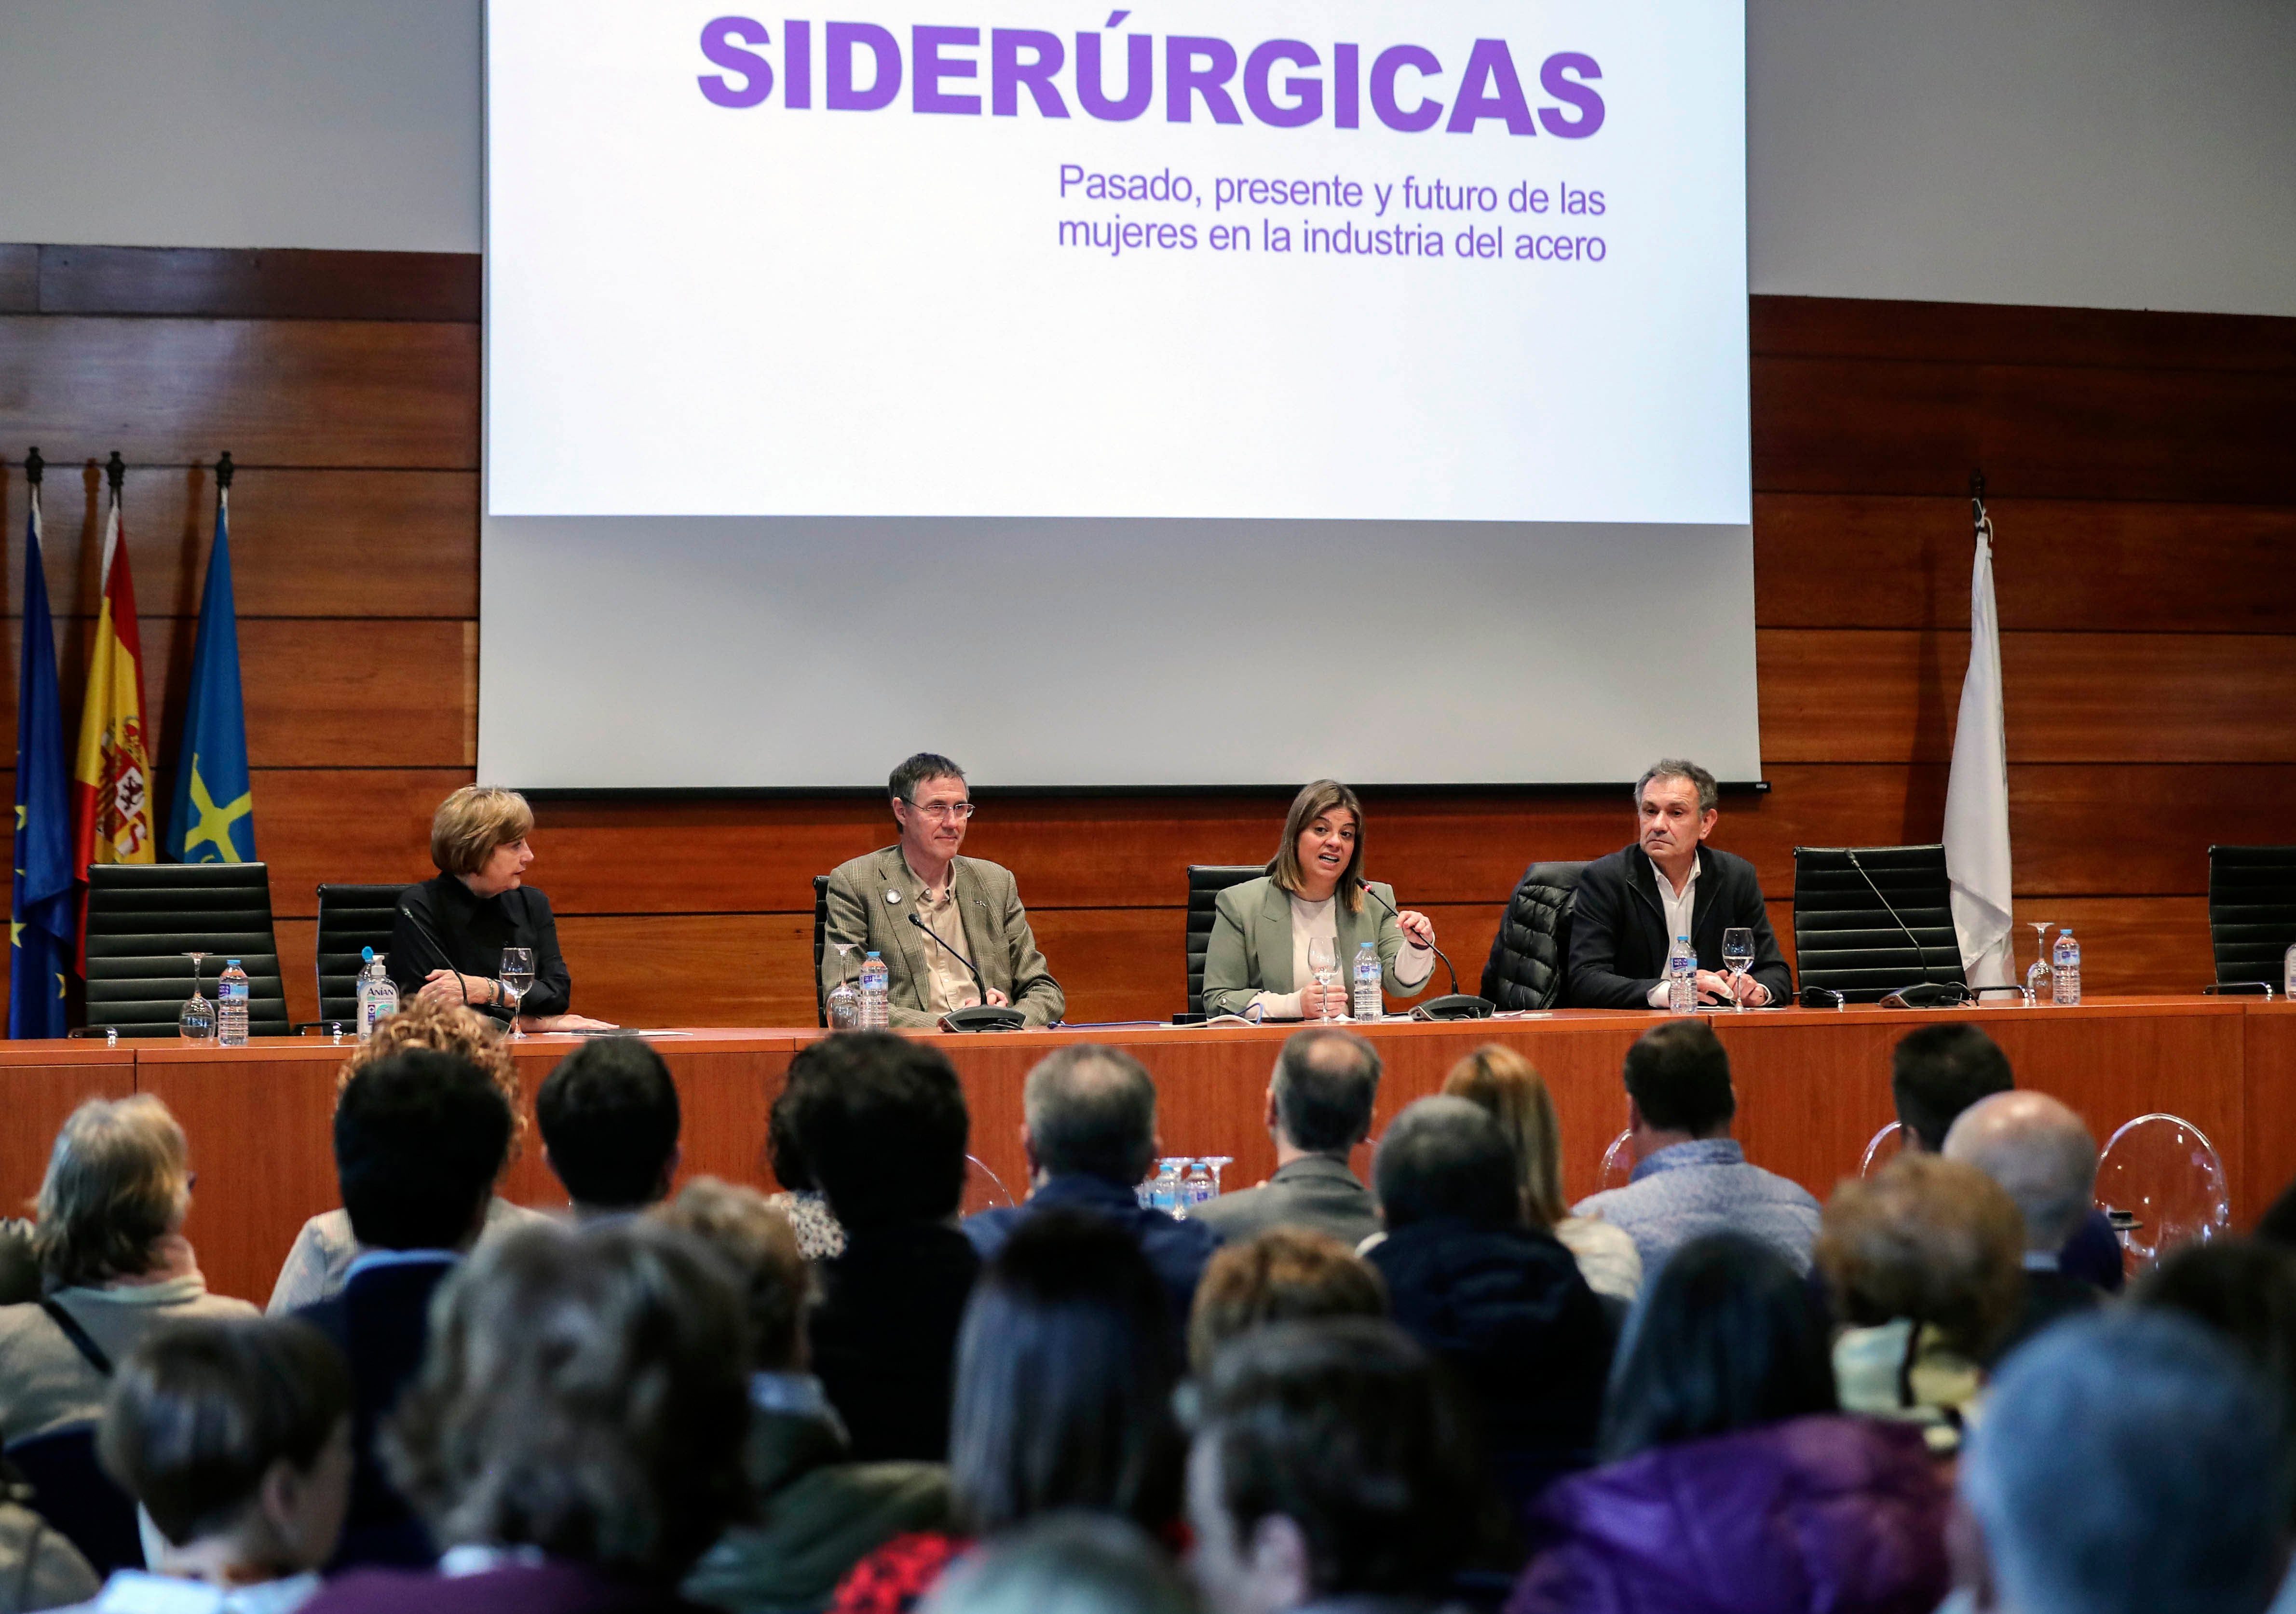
[1507,1233,1951,1614]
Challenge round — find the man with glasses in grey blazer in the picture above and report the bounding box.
[820,753,1065,1029]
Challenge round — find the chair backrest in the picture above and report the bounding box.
[314,883,409,1029]
[1480,860,1589,1010]
[2095,1112,2231,1279]
[1791,845,1966,1004]
[1185,865,1268,1015]
[84,864,288,1037]
[812,875,831,1028]
[2206,845,2296,987]
[4,1423,141,1574]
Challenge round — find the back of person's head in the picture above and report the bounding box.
[337,997,528,1154]
[921,1513,1199,1614]
[1817,1153,2023,1358]
[1188,1230,1387,1377]
[1942,1090,2097,1252]
[34,1095,191,1290]
[1270,1029,1381,1154]
[653,1177,809,1373]
[1962,1310,2291,1614]
[950,1209,1182,1535]
[385,1219,751,1583]
[1622,1019,1735,1137]
[1372,1095,1520,1232]
[1890,1023,2013,1152]
[2136,1239,2296,1428]
[1600,1233,1836,1461]
[1442,1044,1566,1226]
[99,1316,353,1559]
[1024,1044,1158,1187]
[334,1048,514,1251]
[785,1032,968,1229]
[766,1080,818,1193]
[1189,1318,1489,1603]
[536,1037,682,1211]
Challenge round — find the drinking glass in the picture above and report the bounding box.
[826,943,861,1030]
[177,952,216,1044]
[2024,921,2054,1006]
[1306,937,1340,1020]
[500,947,535,1039]
[1721,927,1756,1010]
[1200,1155,1234,1196]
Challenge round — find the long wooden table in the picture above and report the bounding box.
[1,997,2286,1307]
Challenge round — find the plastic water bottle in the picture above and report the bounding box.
[1667,935,1697,1014]
[217,959,250,1047]
[1351,942,1382,1021]
[2051,928,2081,1006]
[857,951,890,1030]
[356,948,398,1041]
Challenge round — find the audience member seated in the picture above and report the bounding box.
[831,1211,1184,1614]
[792,1034,980,1464]
[1443,1044,1642,1309]
[1951,1312,2291,1614]
[1363,1097,1609,1507]
[1187,1231,1386,1378]
[1189,1031,1384,1252]
[303,1220,750,1614]
[1817,1154,2021,1454]
[917,1515,1197,1614]
[663,1178,951,1614]
[536,1036,683,1217]
[1942,1091,2106,1357]
[1571,1021,1820,1278]
[75,1317,353,1614]
[1890,1023,2122,1292]
[1508,1234,1948,1614]
[296,1048,515,1569]
[266,1004,546,1314]
[764,1080,846,1261]
[0,1097,255,1444]
[964,1046,1215,1320]
[1183,1318,1500,1614]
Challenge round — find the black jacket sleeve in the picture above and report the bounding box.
[1566,856,1661,1009]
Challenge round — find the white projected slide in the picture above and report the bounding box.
[481,0,1756,787]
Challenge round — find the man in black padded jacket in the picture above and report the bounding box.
[1566,759,1792,1010]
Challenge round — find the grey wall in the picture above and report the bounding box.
[2,0,2291,314]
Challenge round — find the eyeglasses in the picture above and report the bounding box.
[904,799,977,822]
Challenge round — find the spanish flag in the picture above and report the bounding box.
[72,460,155,969]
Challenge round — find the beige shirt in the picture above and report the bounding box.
[900,855,981,1014]
[0,1274,257,1442]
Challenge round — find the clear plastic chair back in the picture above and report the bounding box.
[1597,1129,1634,1193]
[962,1153,1016,1215]
[1860,1120,1903,1179]
[2094,1112,2231,1277]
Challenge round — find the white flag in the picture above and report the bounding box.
[1943,510,2013,987]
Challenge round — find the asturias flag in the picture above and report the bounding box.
[72,467,156,973]
[167,475,256,864]
[12,465,75,1037]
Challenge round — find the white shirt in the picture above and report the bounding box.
[1250,892,1431,1019]
[63,1570,323,1614]
[1645,856,1702,1008]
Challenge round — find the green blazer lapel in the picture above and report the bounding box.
[1257,882,1296,994]
[877,849,934,1013]
[951,859,1000,993]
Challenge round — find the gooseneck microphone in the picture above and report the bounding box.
[1356,879,1494,1021]
[906,912,1029,1031]
[396,901,514,1022]
[1846,850,1968,1008]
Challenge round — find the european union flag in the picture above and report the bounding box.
[166,470,257,865]
[13,464,75,1037]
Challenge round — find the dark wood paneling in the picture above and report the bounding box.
[1753,355,2296,503]
[1751,294,2296,374]
[1753,494,2296,633]
[1,467,477,622]
[33,246,481,323]
[0,318,478,469]
[0,248,34,316]
[1760,630,2296,764]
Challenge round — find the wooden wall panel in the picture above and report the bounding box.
[29,245,482,323]
[0,248,33,316]
[1751,294,2296,373]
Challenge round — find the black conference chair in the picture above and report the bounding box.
[5,1424,140,1574]
[1479,860,1588,1011]
[2206,845,2296,993]
[812,875,832,1026]
[83,863,289,1037]
[1791,845,1968,1005]
[312,882,409,1029]
[1184,865,1267,1016]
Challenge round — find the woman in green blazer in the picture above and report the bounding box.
[1200,779,1439,1019]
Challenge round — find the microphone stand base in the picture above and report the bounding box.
[941,1005,1030,1032]
[1412,994,1497,1021]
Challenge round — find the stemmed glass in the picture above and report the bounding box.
[500,947,535,1039]
[1721,927,1756,1010]
[826,942,861,1031]
[1306,937,1340,1020]
[2024,920,2055,1006]
[177,952,216,1044]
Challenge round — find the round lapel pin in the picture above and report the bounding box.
[885,889,902,904]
